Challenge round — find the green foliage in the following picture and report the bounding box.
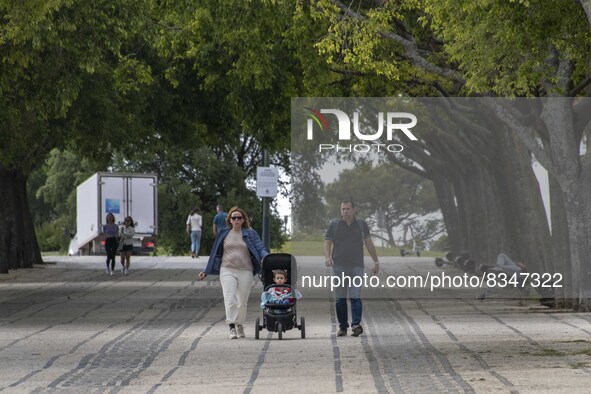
[35,221,68,252]
[27,149,101,228]
[27,169,55,226]
[310,0,591,97]
[291,168,327,233]
[154,0,298,153]
[324,162,443,245]
[430,234,449,252]
[21,1,306,257]
[28,149,102,252]
[312,0,450,96]
[35,149,96,218]
[0,0,153,174]
[157,180,199,255]
[325,162,438,216]
[423,0,591,95]
[109,145,288,255]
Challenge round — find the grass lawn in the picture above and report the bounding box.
[273,240,441,257]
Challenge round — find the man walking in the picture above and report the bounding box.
[324,200,379,337]
[212,204,227,237]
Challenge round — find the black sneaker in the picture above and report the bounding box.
[351,325,363,337]
[336,328,347,337]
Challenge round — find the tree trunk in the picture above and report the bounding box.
[0,167,42,273]
[561,179,591,311]
[0,169,14,274]
[549,173,573,308]
[539,97,591,311]
[452,165,497,263]
[436,131,552,271]
[432,174,462,255]
[497,132,552,272]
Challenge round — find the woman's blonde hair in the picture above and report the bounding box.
[226,206,251,229]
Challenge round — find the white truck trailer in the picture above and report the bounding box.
[68,172,158,255]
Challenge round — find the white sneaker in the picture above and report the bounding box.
[109,270,113,276]
[228,328,238,339]
[106,267,110,275]
[236,325,245,338]
[123,267,128,275]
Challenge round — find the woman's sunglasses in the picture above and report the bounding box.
[230,216,243,221]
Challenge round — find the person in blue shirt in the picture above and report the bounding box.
[212,204,227,237]
[199,206,269,339]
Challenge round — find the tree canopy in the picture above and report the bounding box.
[301,0,591,310]
[4,0,591,310]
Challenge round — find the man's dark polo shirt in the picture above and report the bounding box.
[325,218,370,267]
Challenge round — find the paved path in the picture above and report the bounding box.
[0,256,590,393]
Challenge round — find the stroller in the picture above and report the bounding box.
[254,253,305,340]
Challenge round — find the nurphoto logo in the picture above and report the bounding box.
[303,107,418,153]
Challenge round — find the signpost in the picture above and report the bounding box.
[257,163,278,250]
[256,167,278,198]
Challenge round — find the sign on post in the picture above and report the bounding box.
[256,167,278,198]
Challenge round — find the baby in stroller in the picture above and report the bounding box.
[260,270,302,314]
[254,253,305,339]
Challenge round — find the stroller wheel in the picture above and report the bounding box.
[277,321,283,340]
[255,317,260,340]
[300,316,305,339]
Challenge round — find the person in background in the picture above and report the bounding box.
[102,213,118,276]
[479,253,528,276]
[199,206,268,339]
[119,216,135,275]
[212,204,227,237]
[186,208,203,258]
[324,200,380,337]
[477,253,529,300]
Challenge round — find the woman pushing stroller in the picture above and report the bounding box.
[198,206,268,339]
